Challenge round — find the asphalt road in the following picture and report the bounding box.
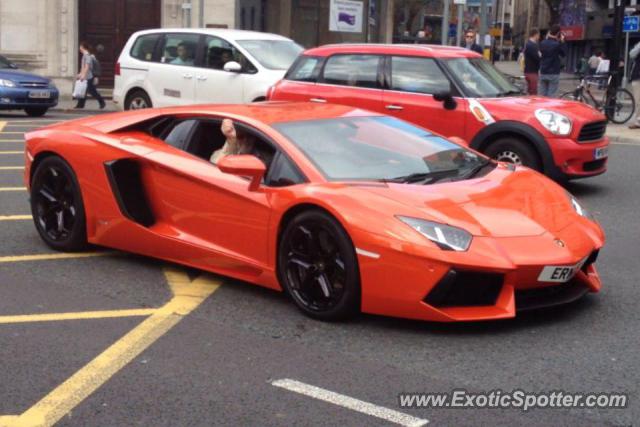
[0,110,638,426]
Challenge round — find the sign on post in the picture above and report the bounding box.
[623,16,639,33]
[329,0,363,33]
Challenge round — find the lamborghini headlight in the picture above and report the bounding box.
[535,109,572,136]
[567,192,594,221]
[397,216,472,251]
[0,79,17,88]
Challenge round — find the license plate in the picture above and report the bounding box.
[538,259,587,283]
[28,90,50,99]
[594,147,608,160]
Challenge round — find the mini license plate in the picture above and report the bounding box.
[28,90,50,99]
[594,147,608,160]
[538,259,587,283]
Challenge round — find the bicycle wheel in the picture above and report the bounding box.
[559,90,583,102]
[606,88,635,124]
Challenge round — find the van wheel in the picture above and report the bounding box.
[484,137,542,171]
[125,90,152,110]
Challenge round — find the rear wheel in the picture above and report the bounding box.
[605,88,635,124]
[484,137,542,171]
[30,156,88,251]
[25,107,48,117]
[278,210,360,321]
[125,90,152,110]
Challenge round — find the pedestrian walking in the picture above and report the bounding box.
[75,41,106,109]
[523,28,541,95]
[628,41,640,129]
[538,25,567,97]
[587,50,601,76]
[461,29,483,55]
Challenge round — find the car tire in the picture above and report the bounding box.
[484,137,542,171]
[278,210,360,321]
[125,90,152,110]
[25,107,48,117]
[30,156,88,252]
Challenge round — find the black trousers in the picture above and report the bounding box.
[76,78,105,108]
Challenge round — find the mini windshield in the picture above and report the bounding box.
[444,58,521,98]
[236,40,303,70]
[274,116,492,183]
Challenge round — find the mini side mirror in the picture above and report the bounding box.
[433,91,457,110]
[217,154,265,191]
[9,63,17,69]
[223,61,242,73]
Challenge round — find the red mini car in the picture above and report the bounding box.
[269,44,610,181]
[25,103,604,322]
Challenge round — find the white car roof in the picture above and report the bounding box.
[131,28,294,42]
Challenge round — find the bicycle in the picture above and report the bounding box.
[560,74,635,124]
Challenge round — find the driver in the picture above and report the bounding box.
[210,119,256,164]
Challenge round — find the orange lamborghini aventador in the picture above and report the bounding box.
[24,103,604,322]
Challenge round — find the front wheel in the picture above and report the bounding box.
[25,107,48,117]
[605,88,635,124]
[277,210,360,321]
[30,156,88,251]
[484,137,542,172]
[125,90,152,110]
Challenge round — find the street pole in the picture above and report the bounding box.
[607,0,625,113]
[480,0,487,49]
[499,0,506,60]
[624,30,630,88]
[442,0,450,45]
[456,2,465,47]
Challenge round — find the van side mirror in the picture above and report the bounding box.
[223,61,242,73]
[433,91,457,110]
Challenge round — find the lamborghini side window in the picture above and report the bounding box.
[164,120,198,150]
[266,152,305,187]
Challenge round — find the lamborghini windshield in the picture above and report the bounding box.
[443,57,521,98]
[274,116,493,183]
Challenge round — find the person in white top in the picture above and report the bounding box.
[210,119,256,164]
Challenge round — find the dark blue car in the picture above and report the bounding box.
[0,55,59,117]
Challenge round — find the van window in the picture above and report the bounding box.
[390,57,450,95]
[159,34,200,66]
[285,56,322,82]
[202,36,256,73]
[130,34,162,62]
[322,55,381,89]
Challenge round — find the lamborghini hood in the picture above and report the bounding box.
[357,167,576,238]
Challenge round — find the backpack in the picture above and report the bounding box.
[91,55,102,77]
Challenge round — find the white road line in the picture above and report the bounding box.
[271,379,428,427]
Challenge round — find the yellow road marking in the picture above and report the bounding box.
[0,187,26,191]
[0,132,27,135]
[0,151,22,155]
[0,140,24,143]
[612,141,640,146]
[0,308,157,324]
[0,121,5,132]
[0,166,24,170]
[0,416,19,425]
[7,268,221,427]
[0,252,112,264]
[0,215,31,221]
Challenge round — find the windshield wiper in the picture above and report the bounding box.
[496,90,523,97]
[383,168,460,184]
[459,159,493,180]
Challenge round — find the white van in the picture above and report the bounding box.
[113,28,303,110]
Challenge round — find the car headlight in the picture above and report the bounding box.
[535,109,572,136]
[0,79,17,88]
[397,216,472,251]
[566,192,595,221]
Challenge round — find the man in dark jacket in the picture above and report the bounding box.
[523,28,541,95]
[628,41,640,129]
[538,25,567,97]
[462,29,484,55]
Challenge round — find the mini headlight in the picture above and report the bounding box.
[397,216,472,251]
[566,192,594,221]
[535,109,572,136]
[0,79,17,88]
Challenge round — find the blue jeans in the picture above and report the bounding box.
[538,74,560,97]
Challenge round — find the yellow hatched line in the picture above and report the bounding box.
[0,121,5,132]
[0,166,24,170]
[0,215,31,221]
[0,140,25,143]
[0,187,26,191]
[0,308,157,324]
[0,252,113,263]
[0,151,22,155]
[0,131,28,135]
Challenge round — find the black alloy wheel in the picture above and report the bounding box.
[30,156,87,251]
[278,210,360,320]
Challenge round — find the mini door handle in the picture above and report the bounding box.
[183,73,193,79]
[310,97,326,103]
[196,76,207,81]
[385,104,404,111]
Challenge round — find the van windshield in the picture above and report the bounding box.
[236,40,303,70]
